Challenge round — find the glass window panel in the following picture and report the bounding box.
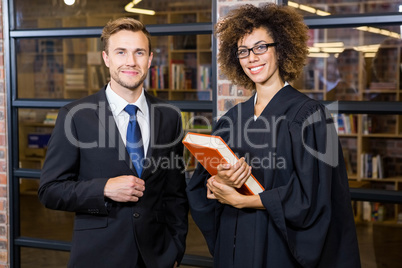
[21,247,70,268]
[18,110,214,171]
[17,37,105,99]
[18,109,58,170]
[148,35,212,101]
[182,111,212,174]
[353,199,401,223]
[355,220,402,267]
[20,178,74,240]
[185,213,211,258]
[339,136,358,178]
[182,111,212,258]
[19,197,212,266]
[290,26,402,102]
[359,136,402,178]
[335,113,402,180]
[17,35,212,101]
[362,114,397,135]
[289,0,401,16]
[14,0,212,29]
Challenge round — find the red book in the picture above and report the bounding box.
[182,132,264,195]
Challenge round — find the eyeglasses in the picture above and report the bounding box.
[236,43,278,59]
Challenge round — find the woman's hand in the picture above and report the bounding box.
[207,176,243,208]
[207,176,265,210]
[215,157,252,189]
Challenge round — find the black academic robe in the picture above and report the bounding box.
[187,85,361,268]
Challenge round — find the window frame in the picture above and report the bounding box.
[4,0,402,267]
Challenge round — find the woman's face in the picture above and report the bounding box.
[237,27,281,88]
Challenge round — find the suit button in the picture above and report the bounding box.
[133,213,140,218]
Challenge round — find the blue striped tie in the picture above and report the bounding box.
[124,105,144,177]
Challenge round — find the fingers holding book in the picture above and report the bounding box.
[206,176,242,207]
[216,157,252,189]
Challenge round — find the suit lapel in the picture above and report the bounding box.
[95,88,137,175]
[141,92,161,178]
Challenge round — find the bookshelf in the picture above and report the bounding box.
[16,11,212,184]
[18,110,56,170]
[292,38,402,223]
[14,1,400,223]
[15,10,213,198]
[16,10,212,101]
[146,11,212,101]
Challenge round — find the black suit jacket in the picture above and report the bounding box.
[39,87,188,268]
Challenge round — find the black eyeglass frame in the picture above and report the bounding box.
[236,42,278,59]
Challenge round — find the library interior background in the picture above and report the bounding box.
[1,0,402,267]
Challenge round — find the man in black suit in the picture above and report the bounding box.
[38,17,188,268]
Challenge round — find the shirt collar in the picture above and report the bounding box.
[105,83,148,117]
[254,81,289,105]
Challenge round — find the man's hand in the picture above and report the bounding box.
[104,175,145,202]
[215,157,252,188]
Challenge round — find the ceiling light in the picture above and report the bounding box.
[316,10,331,16]
[288,2,299,8]
[353,44,380,53]
[288,1,331,16]
[64,0,75,5]
[299,4,316,14]
[364,52,376,58]
[389,32,401,38]
[308,47,320,53]
[288,1,400,39]
[308,53,330,58]
[125,0,155,16]
[367,27,381,34]
[313,42,344,48]
[320,47,345,53]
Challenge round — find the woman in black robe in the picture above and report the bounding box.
[186,3,361,268]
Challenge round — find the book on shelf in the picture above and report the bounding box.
[181,111,194,130]
[89,66,100,89]
[377,155,383,179]
[148,65,168,89]
[337,114,345,134]
[362,114,372,134]
[362,202,385,222]
[65,68,86,90]
[43,112,58,125]
[349,114,357,134]
[342,148,354,176]
[184,67,197,90]
[366,154,373,178]
[362,201,371,221]
[182,132,264,195]
[360,153,383,179]
[198,64,212,90]
[170,59,185,90]
[369,82,397,90]
[332,113,357,134]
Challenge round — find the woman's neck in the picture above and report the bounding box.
[254,80,285,117]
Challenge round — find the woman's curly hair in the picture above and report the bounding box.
[215,3,309,90]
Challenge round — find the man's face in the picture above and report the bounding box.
[102,30,153,92]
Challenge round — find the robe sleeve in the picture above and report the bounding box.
[186,113,234,256]
[260,102,347,267]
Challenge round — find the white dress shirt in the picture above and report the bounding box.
[105,84,150,156]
